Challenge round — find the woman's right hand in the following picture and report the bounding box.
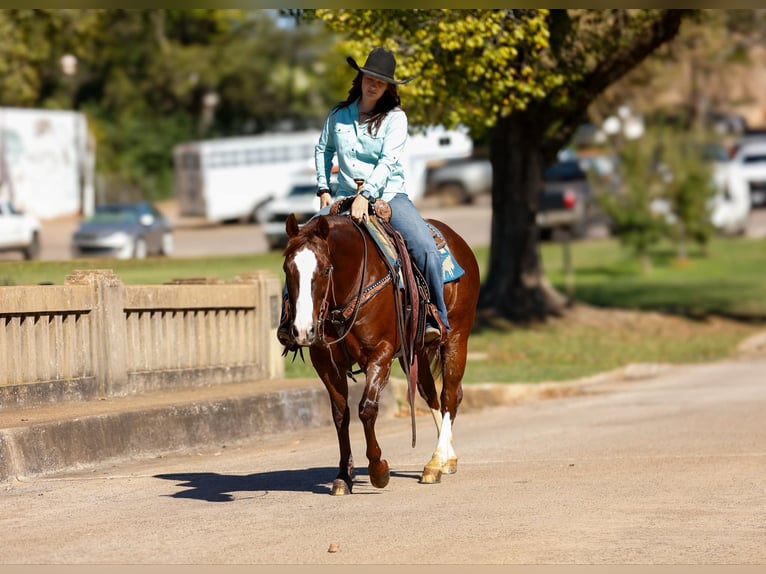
[350,194,369,223]
[319,192,332,209]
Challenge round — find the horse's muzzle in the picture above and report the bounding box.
[293,323,318,347]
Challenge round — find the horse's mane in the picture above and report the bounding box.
[283,214,352,258]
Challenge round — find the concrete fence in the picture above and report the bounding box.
[0,269,284,411]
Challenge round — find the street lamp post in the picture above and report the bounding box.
[200,91,220,134]
[60,53,78,110]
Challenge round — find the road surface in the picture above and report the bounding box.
[2,194,764,262]
[1,356,763,564]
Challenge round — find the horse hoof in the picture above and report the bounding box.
[442,458,458,475]
[420,466,442,484]
[369,460,390,489]
[331,479,351,496]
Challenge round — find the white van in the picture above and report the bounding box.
[712,146,752,235]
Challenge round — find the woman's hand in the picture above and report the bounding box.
[350,194,369,223]
[319,191,333,209]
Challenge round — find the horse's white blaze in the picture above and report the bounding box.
[435,412,455,463]
[293,247,318,337]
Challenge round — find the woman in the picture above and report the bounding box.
[278,47,446,347]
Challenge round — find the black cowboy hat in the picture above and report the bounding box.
[346,47,413,85]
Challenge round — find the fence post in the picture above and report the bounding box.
[235,271,284,380]
[65,269,128,398]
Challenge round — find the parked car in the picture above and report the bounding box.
[71,202,173,259]
[537,159,599,240]
[0,200,41,260]
[648,140,750,236]
[424,157,492,205]
[705,142,751,235]
[726,138,766,209]
[260,183,321,250]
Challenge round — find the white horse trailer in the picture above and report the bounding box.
[173,126,473,223]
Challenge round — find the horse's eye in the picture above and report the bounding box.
[322,266,333,277]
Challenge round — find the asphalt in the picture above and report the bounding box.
[0,356,674,484]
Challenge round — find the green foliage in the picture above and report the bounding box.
[90,107,195,202]
[313,9,557,138]
[0,9,339,201]
[655,131,718,255]
[592,124,723,272]
[594,135,667,270]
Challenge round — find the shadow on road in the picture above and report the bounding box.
[154,468,422,501]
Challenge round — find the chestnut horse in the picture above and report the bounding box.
[281,211,480,495]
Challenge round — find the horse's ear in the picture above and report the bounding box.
[315,215,330,240]
[285,213,299,238]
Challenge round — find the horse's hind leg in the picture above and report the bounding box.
[415,350,450,483]
[312,348,354,495]
[419,340,465,483]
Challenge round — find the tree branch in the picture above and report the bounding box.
[582,10,692,100]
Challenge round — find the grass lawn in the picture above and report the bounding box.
[2,233,764,384]
[539,235,766,319]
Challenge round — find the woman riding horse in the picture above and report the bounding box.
[278,46,447,348]
[277,47,480,494]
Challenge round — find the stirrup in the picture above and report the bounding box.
[423,324,441,345]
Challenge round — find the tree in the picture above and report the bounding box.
[592,10,766,135]
[594,133,668,273]
[313,9,691,321]
[652,130,718,260]
[0,9,340,201]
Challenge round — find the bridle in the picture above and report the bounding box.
[314,218,370,346]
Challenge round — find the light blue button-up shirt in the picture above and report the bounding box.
[315,98,408,201]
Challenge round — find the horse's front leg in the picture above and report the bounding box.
[311,345,354,495]
[358,345,395,489]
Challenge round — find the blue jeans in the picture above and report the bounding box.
[389,194,449,331]
[315,194,449,331]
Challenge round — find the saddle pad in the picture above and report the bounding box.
[427,221,466,283]
[364,218,465,285]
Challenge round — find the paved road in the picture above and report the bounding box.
[4,195,763,263]
[1,356,763,564]
[1,195,496,262]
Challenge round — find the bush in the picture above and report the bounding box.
[594,135,667,272]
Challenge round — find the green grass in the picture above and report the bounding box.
[3,234,764,385]
[462,311,758,383]
[0,252,287,286]
[540,235,766,319]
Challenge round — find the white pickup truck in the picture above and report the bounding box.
[424,157,492,205]
[0,200,41,260]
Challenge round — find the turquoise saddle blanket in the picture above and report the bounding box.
[364,219,465,285]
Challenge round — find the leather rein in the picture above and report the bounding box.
[310,213,420,448]
[317,217,392,346]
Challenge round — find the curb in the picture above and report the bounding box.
[389,361,675,414]
[0,379,396,483]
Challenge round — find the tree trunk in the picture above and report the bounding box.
[479,111,567,322]
[476,10,689,324]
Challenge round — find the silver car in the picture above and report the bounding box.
[71,202,173,259]
[260,184,320,250]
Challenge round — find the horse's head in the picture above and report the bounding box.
[282,213,333,346]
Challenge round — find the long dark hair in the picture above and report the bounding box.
[333,72,402,135]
